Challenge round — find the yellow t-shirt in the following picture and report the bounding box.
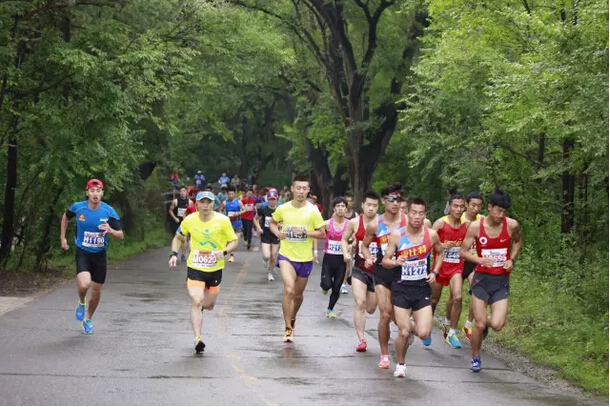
[460,213,482,223]
[272,201,325,262]
[179,212,237,272]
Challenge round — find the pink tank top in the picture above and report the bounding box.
[323,217,349,255]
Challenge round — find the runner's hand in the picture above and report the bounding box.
[314,251,319,264]
[343,253,351,263]
[364,258,374,269]
[442,241,455,249]
[427,272,437,284]
[277,231,287,240]
[256,227,263,234]
[395,255,406,267]
[479,257,494,268]
[168,255,177,268]
[211,250,224,260]
[504,259,514,272]
[61,238,69,251]
[98,222,113,235]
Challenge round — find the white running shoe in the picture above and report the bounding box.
[267,273,274,281]
[393,364,407,378]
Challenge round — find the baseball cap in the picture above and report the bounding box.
[196,191,215,201]
[267,190,279,200]
[86,179,104,190]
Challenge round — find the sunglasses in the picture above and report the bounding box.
[384,196,400,203]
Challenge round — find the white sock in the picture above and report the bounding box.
[465,320,473,329]
[444,317,450,325]
[449,328,456,336]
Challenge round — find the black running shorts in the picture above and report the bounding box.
[351,266,375,293]
[470,273,510,305]
[391,281,431,311]
[76,247,107,284]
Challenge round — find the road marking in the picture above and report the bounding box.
[0,297,32,317]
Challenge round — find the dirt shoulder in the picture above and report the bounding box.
[0,269,72,298]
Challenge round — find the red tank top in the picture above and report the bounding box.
[434,216,468,275]
[475,218,511,275]
[241,198,257,220]
[354,215,376,272]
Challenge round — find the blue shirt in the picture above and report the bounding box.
[194,174,205,187]
[68,201,121,253]
[224,199,242,228]
[218,176,230,186]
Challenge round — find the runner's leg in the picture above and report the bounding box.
[85,282,102,320]
[489,298,508,332]
[394,306,413,364]
[375,285,393,356]
[270,244,279,274]
[470,295,489,357]
[261,243,271,267]
[430,282,443,315]
[280,261,298,328]
[449,273,463,330]
[328,261,346,310]
[352,278,368,341]
[77,272,91,304]
[188,286,205,338]
[292,275,309,321]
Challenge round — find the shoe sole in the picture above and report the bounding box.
[195,342,206,354]
[379,365,390,369]
[470,367,481,373]
[284,338,293,343]
[356,348,367,352]
[394,373,405,378]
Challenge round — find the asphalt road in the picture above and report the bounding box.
[0,239,597,405]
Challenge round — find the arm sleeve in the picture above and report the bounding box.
[108,218,123,231]
[66,202,78,219]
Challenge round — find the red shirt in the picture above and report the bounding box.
[315,203,323,213]
[185,204,197,216]
[241,198,257,220]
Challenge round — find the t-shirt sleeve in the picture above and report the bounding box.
[312,208,325,230]
[271,206,283,223]
[223,218,238,242]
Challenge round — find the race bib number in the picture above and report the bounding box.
[245,204,254,212]
[285,225,307,242]
[358,241,378,257]
[191,250,217,269]
[227,211,237,218]
[327,240,342,255]
[401,258,428,281]
[264,216,271,228]
[177,208,186,218]
[481,248,507,267]
[470,244,478,256]
[380,243,388,256]
[444,247,461,264]
[82,231,105,248]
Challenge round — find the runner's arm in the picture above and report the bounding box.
[506,220,522,271]
[168,199,179,222]
[253,215,262,233]
[103,217,124,240]
[60,212,71,242]
[424,218,432,228]
[238,200,246,215]
[170,232,185,253]
[307,226,325,240]
[224,238,238,254]
[360,222,376,260]
[430,230,443,274]
[460,221,480,264]
[341,219,356,260]
[381,230,400,269]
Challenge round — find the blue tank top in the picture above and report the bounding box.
[225,199,242,228]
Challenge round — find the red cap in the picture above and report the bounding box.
[86,179,104,190]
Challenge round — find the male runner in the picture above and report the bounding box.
[254,189,280,281]
[319,197,350,318]
[60,179,124,334]
[241,190,257,250]
[194,171,205,191]
[169,186,193,261]
[382,197,443,377]
[341,191,380,352]
[460,191,484,339]
[430,193,468,349]
[400,197,433,228]
[460,188,521,372]
[269,175,325,342]
[169,191,238,353]
[361,182,407,369]
[224,186,245,262]
[218,172,230,189]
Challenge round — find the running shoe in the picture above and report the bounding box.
[470,356,482,372]
[284,327,294,343]
[341,284,348,294]
[326,309,337,318]
[463,325,472,340]
[393,364,407,378]
[378,354,391,369]
[321,289,328,295]
[75,301,86,321]
[181,254,187,261]
[446,333,462,349]
[443,324,450,339]
[247,244,251,250]
[267,273,274,281]
[83,319,94,335]
[228,254,235,263]
[194,336,205,354]
[356,339,367,352]
[422,334,432,347]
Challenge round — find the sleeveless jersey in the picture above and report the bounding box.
[435,216,468,275]
[375,213,408,265]
[475,218,511,275]
[175,196,190,220]
[462,213,483,257]
[395,226,432,284]
[323,217,349,255]
[224,199,242,228]
[354,215,376,272]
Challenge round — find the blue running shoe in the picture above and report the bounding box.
[422,334,432,347]
[446,333,462,349]
[75,302,86,321]
[83,319,94,335]
[470,356,481,372]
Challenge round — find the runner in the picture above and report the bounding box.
[241,189,257,250]
[361,182,408,369]
[341,191,380,352]
[231,174,240,189]
[269,175,325,342]
[318,197,350,318]
[254,189,280,281]
[341,195,358,294]
[60,179,124,334]
[460,188,521,372]
[194,171,205,191]
[382,197,443,378]
[218,172,230,189]
[400,197,433,228]
[169,186,193,261]
[169,191,238,353]
[224,186,245,263]
[460,191,484,339]
[430,193,468,349]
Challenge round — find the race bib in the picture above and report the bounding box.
[191,250,218,269]
[401,258,428,281]
[444,247,461,264]
[327,240,342,255]
[264,216,271,228]
[82,231,105,248]
[380,243,388,256]
[358,241,378,257]
[245,204,254,212]
[227,211,237,218]
[177,208,186,218]
[481,248,508,267]
[285,225,307,242]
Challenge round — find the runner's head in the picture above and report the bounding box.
[399,197,408,214]
[267,189,279,208]
[448,193,466,220]
[488,188,511,222]
[246,189,253,198]
[466,191,483,218]
[345,195,354,211]
[380,182,402,215]
[227,186,236,200]
[204,184,213,192]
[291,174,310,202]
[332,196,348,217]
[361,191,380,217]
[222,172,227,177]
[178,186,187,199]
[407,197,427,229]
[196,191,215,214]
[86,179,104,204]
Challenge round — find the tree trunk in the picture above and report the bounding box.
[0,133,18,267]
[561,138,575,233]
[35,186,64,271]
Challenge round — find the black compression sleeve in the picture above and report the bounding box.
[108,217,123,231]
[66,210,76,220]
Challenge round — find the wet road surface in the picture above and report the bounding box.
[0,241,598,405]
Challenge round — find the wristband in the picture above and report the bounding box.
[314,250,319,253]
[510,258,516,265]
[169,251,178,258]
[223,250,228,256]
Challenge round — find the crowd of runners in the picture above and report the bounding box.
[61,173,521,377]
